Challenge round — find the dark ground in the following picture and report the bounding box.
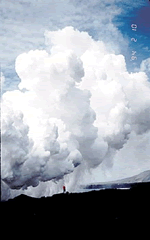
[1,182,150,231]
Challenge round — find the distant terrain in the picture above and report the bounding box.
[81,170,150,190]
[112,170,150,183]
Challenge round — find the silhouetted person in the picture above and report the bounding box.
[63,185,66,193]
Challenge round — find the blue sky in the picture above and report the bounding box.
[1,0,150,93]
[113,1,150,72]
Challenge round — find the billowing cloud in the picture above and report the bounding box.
[140,58,150,79]
[2,0,144,93]
[1,26,150,200]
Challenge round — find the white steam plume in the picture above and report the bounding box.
[1,27,150,199]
